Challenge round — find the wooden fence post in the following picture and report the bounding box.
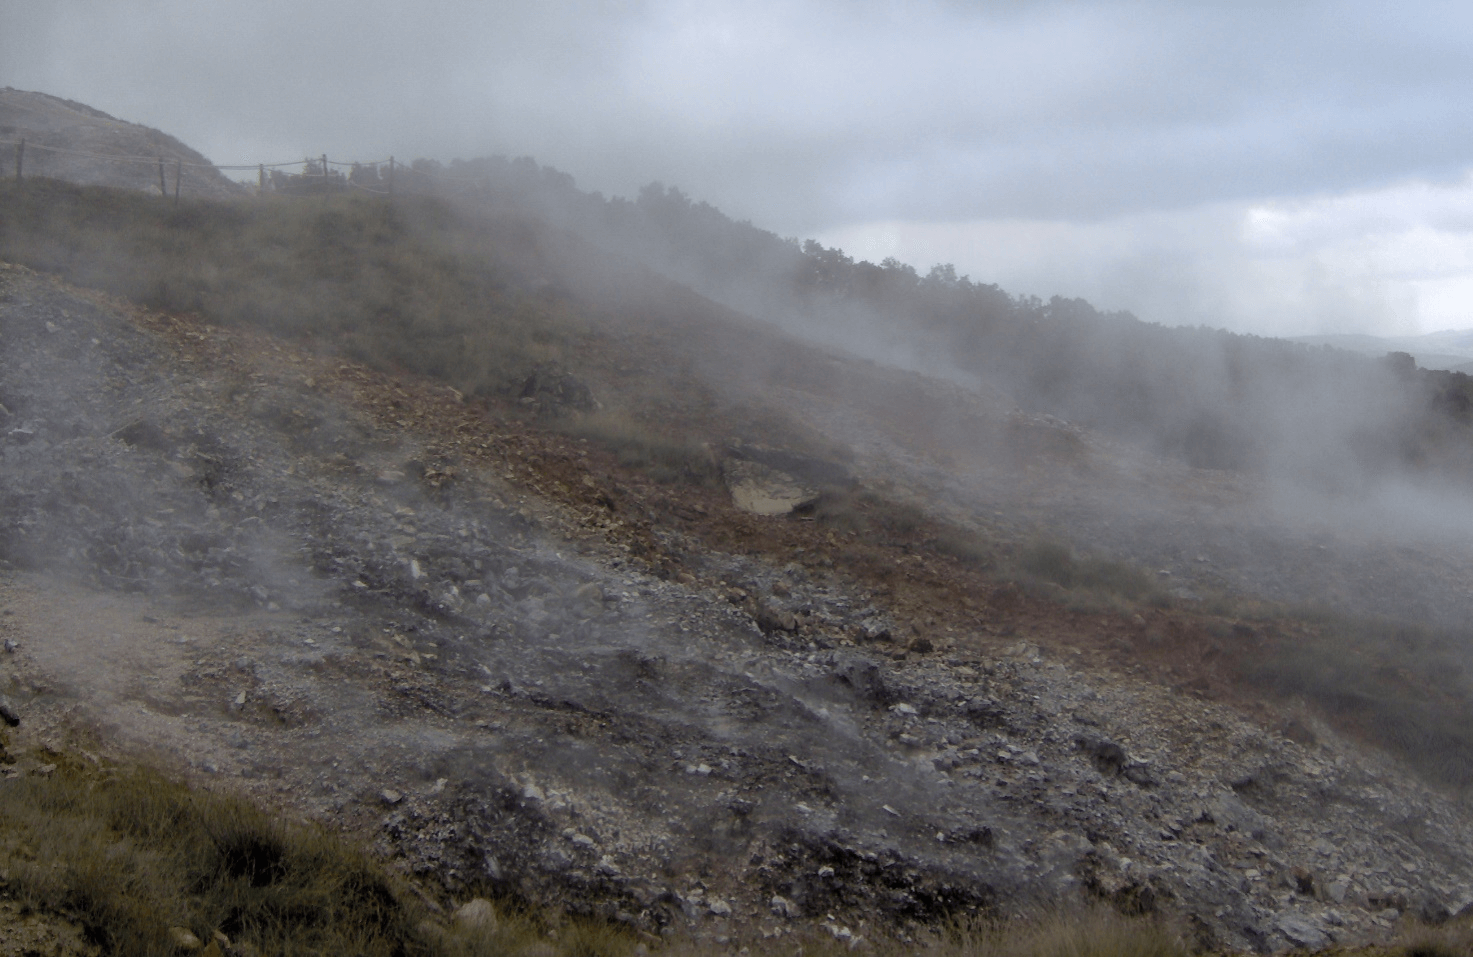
[259,163,265,192]
[388,156,394,195]
[14,138,22,182]
[321,154,328,188]
[174,159,182,205]
[158,158,167,197]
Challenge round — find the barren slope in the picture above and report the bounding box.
[3,260,1473,954]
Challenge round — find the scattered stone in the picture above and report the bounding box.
[708,898,732,917]
[0,695,19,727]
[770,895,799,918]
[168,927,203,952]
[380,789,403,806]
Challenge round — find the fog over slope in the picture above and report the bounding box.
[389,157,1473,528]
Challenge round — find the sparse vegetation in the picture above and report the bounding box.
[0,756,427,955]
[1242,612,1473,788]
[1390,917,1473,957]
[1015,539,1161,603]
[0,178,583,401]
[559,410,720,485]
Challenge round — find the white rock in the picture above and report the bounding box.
[454,897,497,932]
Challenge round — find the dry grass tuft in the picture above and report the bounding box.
[560,410,720,485]
[0,761,424,955]
[1014,540,1161,604]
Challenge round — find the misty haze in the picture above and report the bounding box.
[5,6,1473,953]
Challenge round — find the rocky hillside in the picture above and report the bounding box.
[0,88,242,197]
[3,250,1473,953]
[3,101,1473,954]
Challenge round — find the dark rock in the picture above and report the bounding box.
[755,600,797,634]
[1076,734,1127,775]
[964,697,1007,728]
[831,655,892,707]
[518,367,598,415]
[1122,759,1156,787]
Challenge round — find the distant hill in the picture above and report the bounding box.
[0,88,242,197]
[1288,330,1473,373]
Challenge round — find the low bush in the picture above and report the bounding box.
[1243,615,1473,789]
[1015,540,1160,602]
[560,410,720,485]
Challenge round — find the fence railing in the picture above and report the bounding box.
[0,136,494,202]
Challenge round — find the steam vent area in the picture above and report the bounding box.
[6,124,1473,954]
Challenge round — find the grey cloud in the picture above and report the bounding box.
[10,0,1473,229]
[7,0,1473,333]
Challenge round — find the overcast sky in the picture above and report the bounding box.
[6,0,1473,336]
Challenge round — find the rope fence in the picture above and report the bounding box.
[0,135,497,202]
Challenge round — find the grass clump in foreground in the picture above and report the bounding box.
[0,754,645,956]
[0,759,428,955]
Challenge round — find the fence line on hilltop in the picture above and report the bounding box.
[0,135,496,202]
